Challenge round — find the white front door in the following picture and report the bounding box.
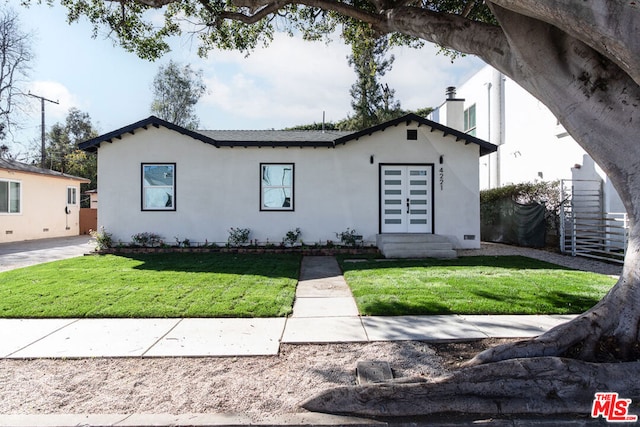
[381,165,433,233]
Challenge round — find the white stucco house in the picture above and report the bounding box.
[79,111,497,256]
[0,158,90,243]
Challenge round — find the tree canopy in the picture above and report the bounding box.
[150,60,207,129]
[46,108,98,195]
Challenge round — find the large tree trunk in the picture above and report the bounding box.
[303,358,640,417]
[303,2,640,418]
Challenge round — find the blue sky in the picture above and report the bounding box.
[7,0,485,154]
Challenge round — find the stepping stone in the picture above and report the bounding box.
[356,360,393,385]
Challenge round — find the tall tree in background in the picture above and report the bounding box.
[33,0,640,417]
[46,108,98,194]
[150,60,207,129]
[340,27,402,131]
[0,8,33,142]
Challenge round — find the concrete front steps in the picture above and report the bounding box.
[376,233,457,259]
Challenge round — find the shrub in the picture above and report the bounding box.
[283,228,301,246]
[131,232,164,247]
[228,227,251,246]
[89,227,113,250]
[336,228,362,247]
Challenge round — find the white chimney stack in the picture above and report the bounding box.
[444,86,465,131]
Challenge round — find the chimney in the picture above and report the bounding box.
[446,86,457,99]
[443,86,465,131]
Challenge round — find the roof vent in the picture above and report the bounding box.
[446,86,457,99]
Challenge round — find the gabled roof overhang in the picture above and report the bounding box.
[333,113,497,156]
[79,113,498,156]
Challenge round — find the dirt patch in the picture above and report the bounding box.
[0,339,518,421]
[430,338,522,370]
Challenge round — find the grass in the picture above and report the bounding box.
[338,256,617,315]
[0,253,301,318]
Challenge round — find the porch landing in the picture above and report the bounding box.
[376,233,457,259]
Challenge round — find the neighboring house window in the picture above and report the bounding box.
[261,163,294,211]
[0,179,20,214]
[142,163,175,211]
[67,187,77,205]
[464,104,477,136]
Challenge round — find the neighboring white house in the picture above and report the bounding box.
[430,65,589,190]
[0,158,90,243]
[430,65,626,260]
[79,112,497,255]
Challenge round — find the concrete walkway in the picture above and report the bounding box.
[0,235,93,272]
[0,255,575,359]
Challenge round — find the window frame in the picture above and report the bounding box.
[260,163,294,212]
[141,163,176,212]
[464,104,477,136]
[0,179,21,214]
[66,186,77,205]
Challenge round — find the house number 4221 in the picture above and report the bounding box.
[439,167,444,190]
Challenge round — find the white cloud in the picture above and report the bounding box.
[196,35,485,128]
[198,33,354,127]
[387,44,486,110]
[25,81,83,122]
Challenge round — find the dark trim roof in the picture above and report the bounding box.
[334,113,497,156]
[0,158,91,182]
[78,116,219,152]
[79,114,497,156]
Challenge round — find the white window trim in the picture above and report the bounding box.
[0,179,21,215]
[67,186,77,205]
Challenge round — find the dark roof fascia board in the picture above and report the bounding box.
[79,113,497,156]
[79,116,220,152]
[333,113,497,156]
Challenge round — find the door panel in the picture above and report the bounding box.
[381,165,432,233]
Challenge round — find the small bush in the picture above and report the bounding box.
[228,227,251,246]
[90,227,113,250]
[283,228,301,246]
[131,232,164,247]
[336,228,362,247]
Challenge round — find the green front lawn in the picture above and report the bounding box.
[339,256,617,315]
[0,253,300,318]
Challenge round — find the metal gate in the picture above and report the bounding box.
[560,180,628,263]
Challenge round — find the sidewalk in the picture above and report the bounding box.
[0,256,575,359]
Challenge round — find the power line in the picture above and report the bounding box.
[27,92,59,168]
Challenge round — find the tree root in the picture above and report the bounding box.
[302,357,640,417]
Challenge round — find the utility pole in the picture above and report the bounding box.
[28,93,59,168]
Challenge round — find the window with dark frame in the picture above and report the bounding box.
[407,129,418,140]
[260,163,294,211]
[142,163,176,211]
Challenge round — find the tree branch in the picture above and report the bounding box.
[384,6,510,67]
[217,0,388,30]
[216,1,290,25]
[488,0,640,86]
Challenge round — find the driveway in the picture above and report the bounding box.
[0,236,95,272]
